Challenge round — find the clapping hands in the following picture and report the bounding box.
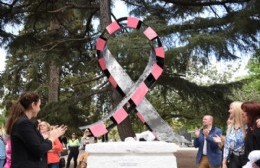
[194,127,200,138]
[213,135,222,143]
[49,125,67,142]
[256,119,260,128]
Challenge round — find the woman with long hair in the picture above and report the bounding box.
[241,101,260,168]
[222,101,247,168]
[5,92,67,168]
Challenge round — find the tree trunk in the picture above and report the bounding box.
[48,61,59,103]
[99,0,135,141]
[111,87,135,141]
[99,0,111,32]
[48,17,60,104]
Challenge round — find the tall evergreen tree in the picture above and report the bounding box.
[0,0,259,137]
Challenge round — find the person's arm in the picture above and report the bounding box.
[256,119,260,128]
[77,139,81,147]
[67,139,71,149]
[81,137,86,145]
[206,127,222,150]
[213,135,225,149]
[254,128,260,167]
[222,134,231,168]
[80,137,87,149]
[15,118,52,158]
[194,129,203,148]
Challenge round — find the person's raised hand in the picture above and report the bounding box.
[256,119,260,128]
[213,135,221,143]
[203,128,209,137]
[48,125,67,142]
[194,127,200,138]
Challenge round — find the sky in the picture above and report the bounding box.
[0,48,6,72]
[0,0,249,78]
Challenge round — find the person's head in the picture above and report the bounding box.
[72,132,77,138]
[5,92,40,135]
[241,101,260,129]
[228,101,247,138]
[228,101,243,125]
[84,129,91,136]
[38,121,50,133]
[202,115,213,128]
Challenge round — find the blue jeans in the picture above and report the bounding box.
[0,159,6,168]
[48,163,59,168]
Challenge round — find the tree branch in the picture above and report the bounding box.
[41,37,91,51]
[48,3,99,13]
[73,74,105,86]
[162,0,250,6]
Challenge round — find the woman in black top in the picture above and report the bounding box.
[241,101,260,168]
[5,92,67,168]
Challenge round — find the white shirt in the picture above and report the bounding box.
[203,136,207,155]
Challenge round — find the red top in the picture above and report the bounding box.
[47,139,63,164]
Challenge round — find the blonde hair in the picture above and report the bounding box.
[39,121,51,131]
[226,116,234,135]
[228,101,246,138]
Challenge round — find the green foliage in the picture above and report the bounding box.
[247,50,260,91]
[0,114,5,126]
[232,50,260,101]
[0,0,259,137]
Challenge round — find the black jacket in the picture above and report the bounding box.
[245,127,260,166]
[11,115,52,168]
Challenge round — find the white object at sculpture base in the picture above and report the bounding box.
[85,141,178,168]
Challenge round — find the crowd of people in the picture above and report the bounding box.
[0,92,259,168]
[0,92,96,168]
[194,101,260,168]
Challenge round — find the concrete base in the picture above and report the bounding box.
[85,141,178,168]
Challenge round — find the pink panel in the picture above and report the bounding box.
[131,82,148,106]
[108,76,117,88]
[151,64,163,80]
[89,122,108,137]
[106,21,121,34]
[112,108,128,124]
[136,111,145,123]
[155,47,165,58]
[96,38,106,51]
[98,58,106,70]
[143,27,157,40]
[127,17,139,28]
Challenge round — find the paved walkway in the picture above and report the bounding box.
[61,155,76,168]
[61,150,86,168]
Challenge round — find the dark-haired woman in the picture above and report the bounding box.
[5,92,67,168]
[241,101,260,168]
[66,133,80,168]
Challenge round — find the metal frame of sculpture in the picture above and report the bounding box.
[81,17,181,142]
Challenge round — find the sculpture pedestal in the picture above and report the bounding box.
[85,141,178,168]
